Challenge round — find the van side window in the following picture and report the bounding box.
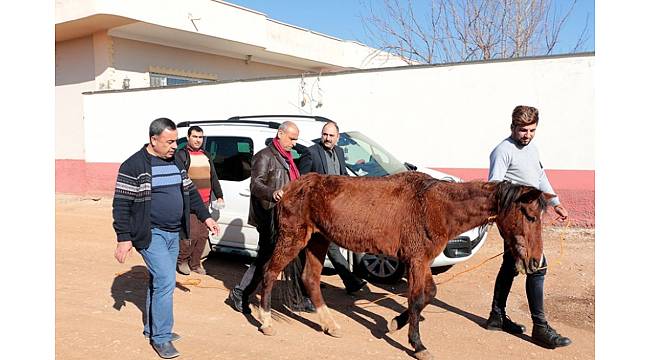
[203,136,254,181]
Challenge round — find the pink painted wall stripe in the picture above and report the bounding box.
[55,160,595,227]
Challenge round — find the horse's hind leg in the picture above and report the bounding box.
[258,226,313,336]
[406,260,434,360]
[303,234,342,337]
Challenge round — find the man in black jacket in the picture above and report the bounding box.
[298,121,368,294]
[228,121,315,314]
[113,118,220,359]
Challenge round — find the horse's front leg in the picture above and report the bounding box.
[389,260,412,333]
[258,263,281,336]
[388,260,429,333]
[304,234,342,337]
[259,232,311,335]
[406,260,433,360]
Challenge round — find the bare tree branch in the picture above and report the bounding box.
[360,0,588,64]
[572,13,591,53]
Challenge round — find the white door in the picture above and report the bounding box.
[203,136,259,252]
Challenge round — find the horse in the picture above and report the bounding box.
[255,171,554,360]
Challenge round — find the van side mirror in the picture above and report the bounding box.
[404,162,417,171]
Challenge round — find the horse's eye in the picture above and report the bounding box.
[520,207,537,222]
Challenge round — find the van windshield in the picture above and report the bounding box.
[336,131,407,176]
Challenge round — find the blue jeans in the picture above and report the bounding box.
[139,228,179,344]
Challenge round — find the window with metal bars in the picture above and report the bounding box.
[149,73,214,87]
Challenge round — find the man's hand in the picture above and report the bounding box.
[205,218,220,236]
[272,189,284,202]
[554,204,569,221]
[211,198,225,210]
[115,241,133,263]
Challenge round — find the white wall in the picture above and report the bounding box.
[83,54,594,170]
[55,35,96,159]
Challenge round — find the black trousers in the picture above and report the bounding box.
[490,246,548,325]
[325,241,365,291]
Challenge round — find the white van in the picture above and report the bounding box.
[177,115,488,283]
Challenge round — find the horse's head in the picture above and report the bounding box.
[495,183,556,275]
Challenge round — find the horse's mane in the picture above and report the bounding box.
[415,176,442,198]
[495,180,548,214]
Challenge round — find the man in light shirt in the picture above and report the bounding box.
[484,105,571,349]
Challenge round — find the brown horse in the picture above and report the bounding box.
[257,171,553,360]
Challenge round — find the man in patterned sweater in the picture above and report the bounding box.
[175,125,224,275]
[113,118,220,359]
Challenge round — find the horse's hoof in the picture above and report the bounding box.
[414,349,433,360]
[259,326,276,336]
[325,327,342,338]
[388,318,399,333]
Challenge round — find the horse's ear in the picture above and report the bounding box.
[515,187,543,204]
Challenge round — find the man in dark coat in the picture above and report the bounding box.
[298,121,368,294]
[228,121,315,314]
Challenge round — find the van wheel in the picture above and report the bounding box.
[354,253,405,284]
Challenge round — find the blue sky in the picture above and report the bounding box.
[226,0,595,55]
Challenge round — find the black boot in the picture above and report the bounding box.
[291,297,316,313]
[485,311,526,334]
[302,297,316,313]
[532,322,572,349]
[228,288,251,314]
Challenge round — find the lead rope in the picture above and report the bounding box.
[111,271,231,290]
[532,217,570,272]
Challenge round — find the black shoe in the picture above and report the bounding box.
[303,298,316,313]
[145,332,181,342]
[291,297,316,313]
[228,288,244,313]
[532,323,572,349]
[346,280,368,295]
[151,341,180,359]
[485,311,526,334]
[176,261,190,276]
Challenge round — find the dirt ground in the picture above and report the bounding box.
[56,194,594,360]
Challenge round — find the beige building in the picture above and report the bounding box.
[55,0,407,188]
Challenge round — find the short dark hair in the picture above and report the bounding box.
[149,118,176,137]
[188,125,203,136]
[322,121,339,133]
[511,105,539,127]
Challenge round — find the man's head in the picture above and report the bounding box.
[510,105,539,147]
[276,121,299,151]
[148,117,178,159]
[187,125,204,151]
[320,121,340,150]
